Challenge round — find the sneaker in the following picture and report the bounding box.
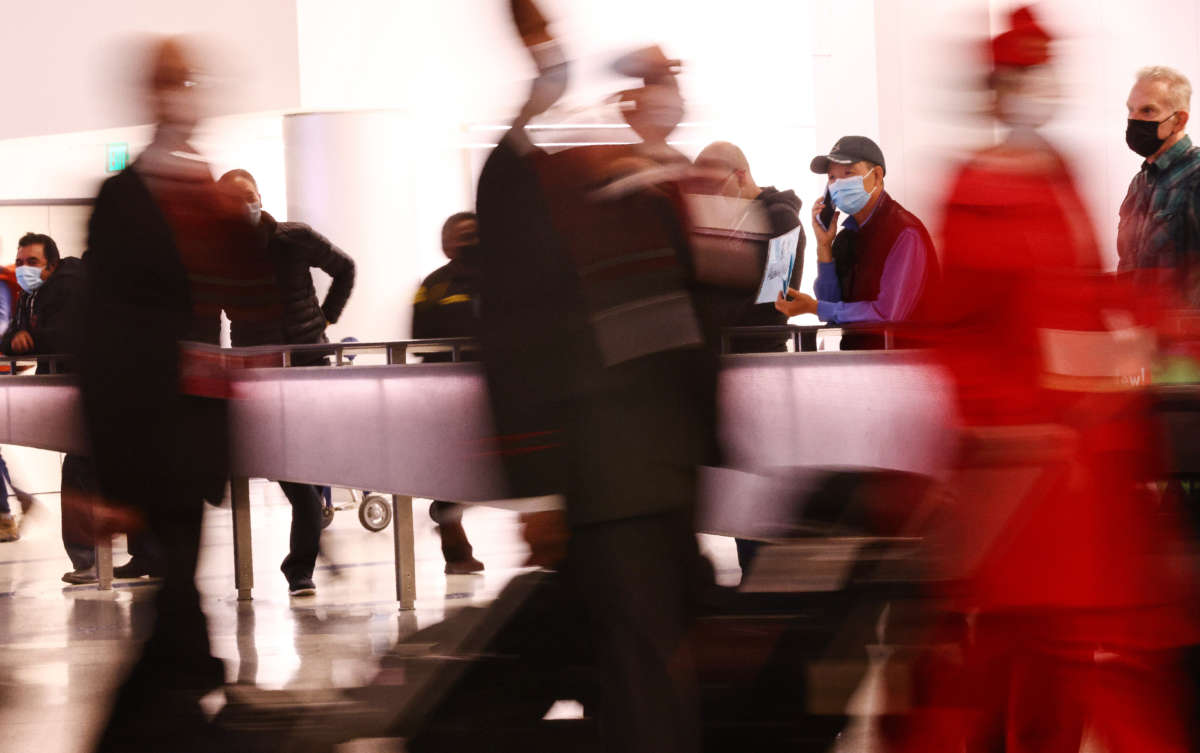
[62,567,98,585]
[114,559,163,579]
[287,578,316,597]
[444,557,485,575]
[0,514,18,542]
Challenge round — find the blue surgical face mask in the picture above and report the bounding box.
[15,265,44,293]
[828,171,878,215]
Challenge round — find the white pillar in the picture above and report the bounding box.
[283,110,471,344]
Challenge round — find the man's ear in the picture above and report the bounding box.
[1176,110,1191,133]
[864,165,880,190]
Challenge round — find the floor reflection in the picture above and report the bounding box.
[0,486,739,753]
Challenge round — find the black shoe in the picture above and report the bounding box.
[287,577,316,597]
[114,559,162,579]
[62,567,98,585]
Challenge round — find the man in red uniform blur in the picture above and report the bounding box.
[901,8,1198,753]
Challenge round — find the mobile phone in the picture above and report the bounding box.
[817,188,836,231]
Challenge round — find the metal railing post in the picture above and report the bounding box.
[230,477,254,601]
[392,494,416,610]
[96,538,113,591]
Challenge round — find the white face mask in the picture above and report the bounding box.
[1000,92,1056,128]
[246,201,262,226]
[625,85,684,137]
[159,89,200,128]
[15,265,43,293]
[997,65,1059,129]
[829,171,879,215]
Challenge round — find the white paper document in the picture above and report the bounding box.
[755,226,800,304]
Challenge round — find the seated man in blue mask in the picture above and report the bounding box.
[1,233,162,582]
[776,136,937,348]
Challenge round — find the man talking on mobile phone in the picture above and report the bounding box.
[776,136,937,349]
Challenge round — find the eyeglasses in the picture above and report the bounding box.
[153,73,214,91]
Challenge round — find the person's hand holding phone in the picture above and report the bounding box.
[812,191,838,262]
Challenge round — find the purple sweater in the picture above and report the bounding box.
[814,202,930,324]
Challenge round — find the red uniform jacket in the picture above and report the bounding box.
[931,143,1196,646]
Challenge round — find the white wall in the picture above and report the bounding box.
[0,115,286,202]
[284,110,466,343]
[0,114,289,256]
[0,0,1193,328]
[871,0,993,246]
[1038,0,1200,268]
[865,0,1200,270]
[0,205,91,263]
[293,0,825,332]
[0,0,301,139]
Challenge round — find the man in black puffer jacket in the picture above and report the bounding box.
[2,232,87,362]
[219,170,356,363]
[219,169,356,597]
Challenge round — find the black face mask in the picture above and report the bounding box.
[1126,114,1176,158]
[455,243,481,263]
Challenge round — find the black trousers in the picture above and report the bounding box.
[566,509,703,753]
[278,481,323,583]
[93,482,225,753]
[429,500,476,563]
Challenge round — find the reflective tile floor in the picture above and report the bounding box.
[0,478,741,753]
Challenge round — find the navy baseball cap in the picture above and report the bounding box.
[810,136,887,176]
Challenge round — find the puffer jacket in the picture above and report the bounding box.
[233,211,355,348]
[1,256,87,359]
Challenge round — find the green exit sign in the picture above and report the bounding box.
[106,143,129,173]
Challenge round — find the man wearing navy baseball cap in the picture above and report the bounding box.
[776,135,937,347]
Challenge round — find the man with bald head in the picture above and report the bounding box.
[692,140,803,354]
[218,167,356,597]
[1120,66,1200,306]
[695,141,756,198]
[691,141,802,576]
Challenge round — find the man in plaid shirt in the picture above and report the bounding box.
[1119,65,1200,306]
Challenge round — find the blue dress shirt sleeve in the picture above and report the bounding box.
[815,228,928,324]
